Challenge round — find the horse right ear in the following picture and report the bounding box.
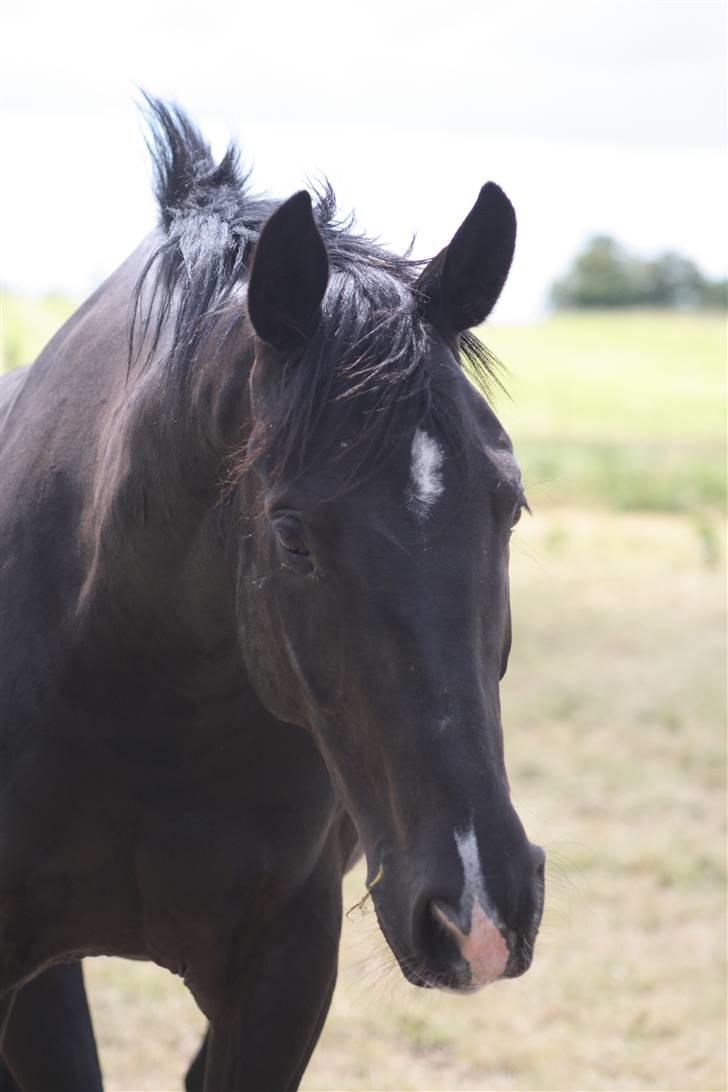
[415,182,516,334]
[247,191,329,351]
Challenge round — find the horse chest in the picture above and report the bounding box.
[1,720,336,992]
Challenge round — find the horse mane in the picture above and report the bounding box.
[130,95,503,482]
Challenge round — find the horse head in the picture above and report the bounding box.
[234,185,544,991]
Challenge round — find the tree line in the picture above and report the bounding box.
[551,235,727,310]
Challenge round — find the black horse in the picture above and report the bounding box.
[0,100,544,1091]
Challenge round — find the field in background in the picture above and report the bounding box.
[0,289,77,375]
[485,310,726,515]
[2,298,726,1088]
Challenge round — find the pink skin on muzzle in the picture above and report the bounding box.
[432,899,510,989]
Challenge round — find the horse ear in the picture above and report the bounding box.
[247,191,329,350]
[416,182,516,333]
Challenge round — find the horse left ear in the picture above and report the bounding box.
[416,182,516,333]
[247,191,329,350]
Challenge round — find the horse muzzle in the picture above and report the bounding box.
[372,839,545,993]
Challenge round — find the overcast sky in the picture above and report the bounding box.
[2,0,726,319]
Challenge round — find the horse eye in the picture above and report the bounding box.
[273,517,309,557]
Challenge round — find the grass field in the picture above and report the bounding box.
[0,289,77,375]
[484,310,726,514]
[2,299,726,1089]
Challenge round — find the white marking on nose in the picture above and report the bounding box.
[455,826,489,910]
[432,825,510,989]
[407,428,444,518]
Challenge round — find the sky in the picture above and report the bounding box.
[2,0,726,320]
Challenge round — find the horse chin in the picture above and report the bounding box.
[398,960,472,993]
[374,917,478,994]
[398,955,510,994]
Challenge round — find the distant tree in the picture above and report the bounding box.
[550,236,638,309]
[641,252,706,307]
[551,236,726,310]
[699,277,728,310]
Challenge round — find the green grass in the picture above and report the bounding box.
[0,288,76,373]
[482,310,726,513]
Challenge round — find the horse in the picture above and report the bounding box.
[0,98,545,1091]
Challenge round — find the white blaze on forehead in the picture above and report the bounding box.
[432,824,510,989]
[408,428,444,518]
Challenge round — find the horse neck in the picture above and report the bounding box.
[77,282,255,659]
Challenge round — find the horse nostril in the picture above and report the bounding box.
[430,897,467,936]
[413,895,447,955]
[529,845,546,941]
[411,896,467,969]
[431,895,511,987]
[531,843,546,882]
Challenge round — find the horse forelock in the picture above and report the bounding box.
[128,94,505,494]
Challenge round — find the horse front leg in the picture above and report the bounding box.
[185,1033,208,1092]
[0,963,102,1092]
[200,862,341,1092]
